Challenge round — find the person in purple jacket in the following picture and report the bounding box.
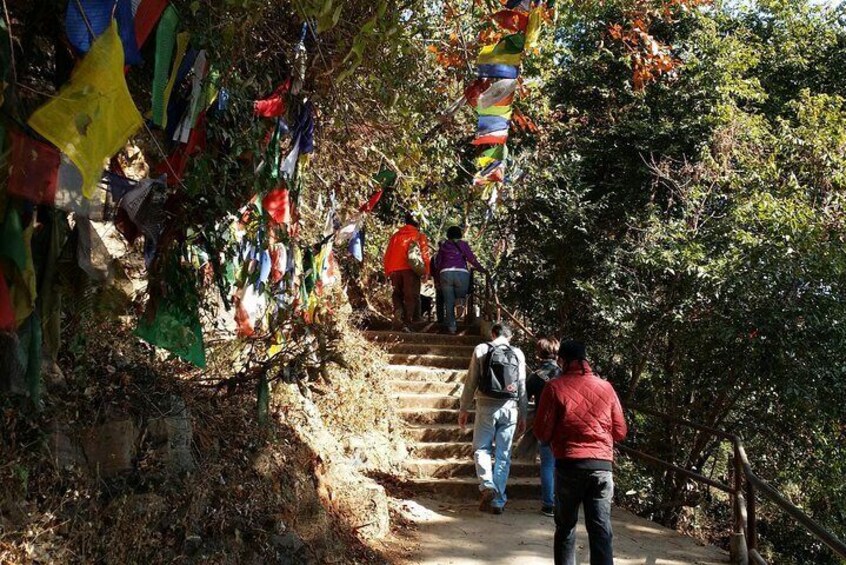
[432,226,487,334]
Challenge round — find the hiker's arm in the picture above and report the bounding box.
[459,346,481,413]
[611,389,628,442]
[534,385,558,444]
[517,352,528,424]
[462,242,486,273]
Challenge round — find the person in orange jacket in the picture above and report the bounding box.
[384,213,430,329]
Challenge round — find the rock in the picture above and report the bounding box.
[146,397,195,474]
[271,531,309,564]
[48,423,86,469]
[80,419,138,477]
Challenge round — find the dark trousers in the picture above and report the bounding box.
[435,287,445,324]
[390,269,420,324]
[554,468,614,565]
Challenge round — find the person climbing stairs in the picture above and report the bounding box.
[365,323,542,501]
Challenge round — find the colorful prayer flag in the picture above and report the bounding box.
[28,23,143,200]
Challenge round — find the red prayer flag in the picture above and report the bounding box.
[7,130,60,205]
[491,10,529,32]
[0,266,14,331]
[263,187,291,225]
[464,79,491,108]
[134,0,169,49]
[254,79,292,118]
[360,189,383,213]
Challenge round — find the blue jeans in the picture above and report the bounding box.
[554,468,614,565]
[473,401,518,508]
[440,270,470,330]
[540,443,555,507]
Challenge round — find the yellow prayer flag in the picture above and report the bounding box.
[28,23,142,199]
[525,8,544,49]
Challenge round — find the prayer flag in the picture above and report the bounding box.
[477,115,510,135]
[263,188,291,225]
[134,0,169,49]
[151,6,179,127]
[7,130,60,205]
[28,23,143,199]
[477,79,518,108]
[492,10,529,32]
[477,35,525,67]
[254,79,292,118]
[477,64,520,79]
[66,0,143,66]
[0,266,14,331]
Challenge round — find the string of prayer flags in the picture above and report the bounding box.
[470,0,549,193]
[29,22,143,200]
[65,0,143,66]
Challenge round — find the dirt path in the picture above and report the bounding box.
[388,498,728,565]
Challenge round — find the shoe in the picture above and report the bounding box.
[400,325,412,333]
[492,506,504,515]
[447,327,457,335]
[479,488,496,512]
[541,505,555,517]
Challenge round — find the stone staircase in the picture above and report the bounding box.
[366,324,542,500]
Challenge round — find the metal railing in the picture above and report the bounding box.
[621,404,846,564]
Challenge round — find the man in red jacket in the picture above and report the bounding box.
[383,213,430,330]
[534,340,627,565]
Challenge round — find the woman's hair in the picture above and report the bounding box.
[446,226,463,240]
[536,337,560,360]
[558,339,588,374]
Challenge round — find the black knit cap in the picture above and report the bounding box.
[558,339,586,363]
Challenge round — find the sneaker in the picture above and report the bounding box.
[479,488,496,512]
[492,506,504,515]
[541,505,555,517]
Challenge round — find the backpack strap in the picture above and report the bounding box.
[449,240,472,270]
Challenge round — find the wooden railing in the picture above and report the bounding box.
[621,404,846,564]
[478,276,846,564]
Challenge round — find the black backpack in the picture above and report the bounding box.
[480,343,520,399]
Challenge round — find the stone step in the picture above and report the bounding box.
[387,366,465,383]
[400,408,468,425]
[404,458,538,478]
[365,322,480,335]
[388,354,467,370]
[365,330,482,347]
[406,424,473,443]
[396,394,461,410]
[412,441,474,459]
[387,343,477,357]
[408,477,543,500]
[389,380,463,395]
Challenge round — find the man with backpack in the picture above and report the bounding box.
[383,213,430,331]
[534,340,627,565]
[458,323,527,514]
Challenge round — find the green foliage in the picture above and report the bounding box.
[498,2,846,562]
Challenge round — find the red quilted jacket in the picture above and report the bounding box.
[534,363,627,462]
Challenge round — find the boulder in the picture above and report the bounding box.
[80,419,138,477]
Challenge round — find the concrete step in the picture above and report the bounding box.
[408,477,543,500]
[412,441,474,459]
[388,354,467,370]
[365,330,482,347]
[390,380,463,395]
[387,343,477,357]
[404,458,538,478]
[387,365,465,382]
[396,394,461,410]
[400,408,468,425]
[406,424,473,443]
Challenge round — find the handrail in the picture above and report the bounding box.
[482,273,537,339]
[621,404,846,564]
